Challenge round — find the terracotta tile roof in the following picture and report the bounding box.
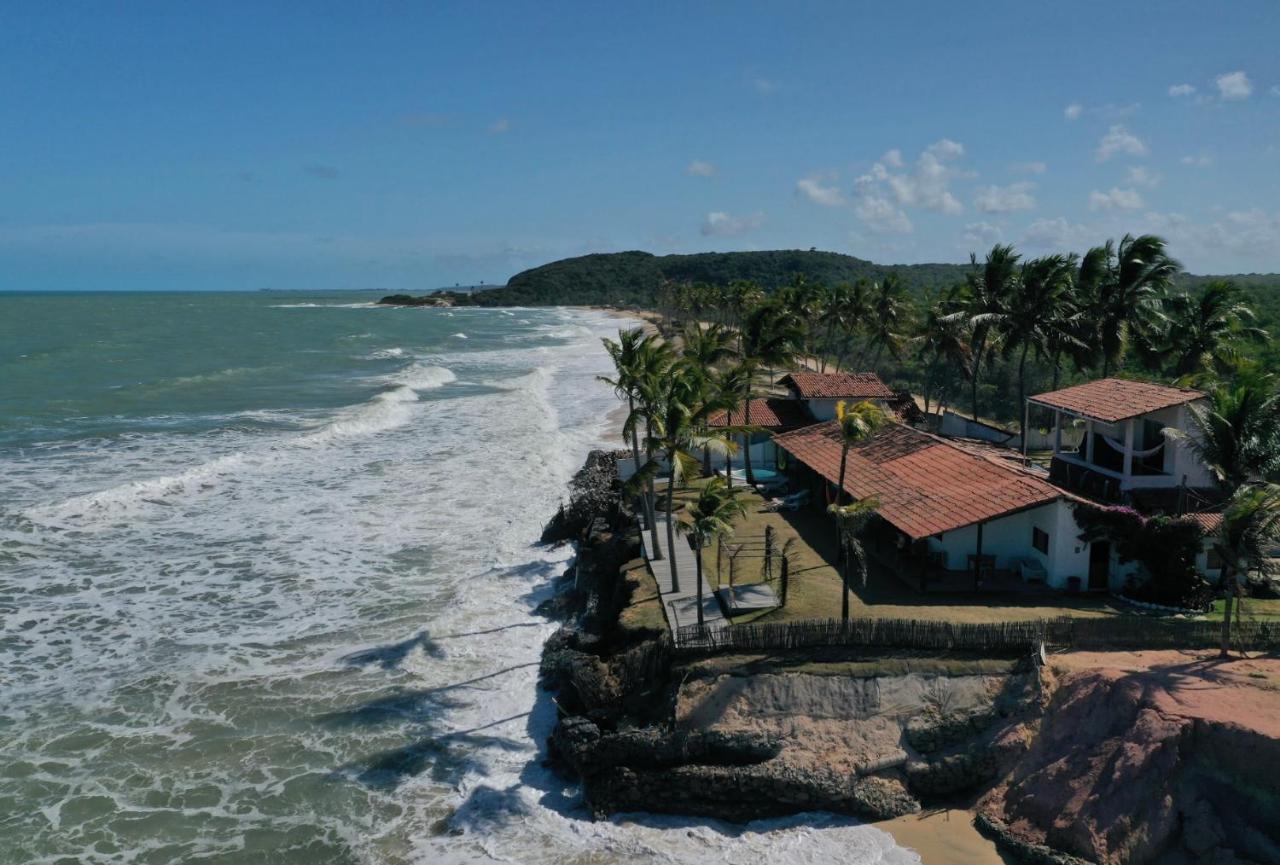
[707,398,813,430]
[1029,378,1205,423]
[1186,511,1223,534]
[773,421,1065,539]
[778,371,895,401]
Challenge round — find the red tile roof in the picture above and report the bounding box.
[707,398,813,430]
[1186,511,1223,534]
[779,371,895,400]
[774,421,1066,539]
[1029,378,1205,423]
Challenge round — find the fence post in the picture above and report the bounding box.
[780,554,789,606]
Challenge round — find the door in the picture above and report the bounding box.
[1088,541,1111,591]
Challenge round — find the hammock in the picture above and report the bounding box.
[1098,430,1166,459]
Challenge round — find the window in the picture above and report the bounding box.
[1207,548,1223,570]
[1032,526,1049,555]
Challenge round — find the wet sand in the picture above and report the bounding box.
[877,809,1014,865]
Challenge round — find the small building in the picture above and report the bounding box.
[707,397,813,477]
[774,420,1096,591]
[1028,378,1213,500]
[777,372,895,421]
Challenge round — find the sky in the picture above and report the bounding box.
[2,1,1279,291]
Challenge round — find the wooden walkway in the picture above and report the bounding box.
[638,513,727,634]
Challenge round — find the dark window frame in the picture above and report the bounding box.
[1031,526,1049,555]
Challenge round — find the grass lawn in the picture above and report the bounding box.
[678,648,1021,681]
[664,477,1125,626]
[615,556,667,638]
[1202,597,1280,622]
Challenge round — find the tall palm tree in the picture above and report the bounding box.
[1173,379,1280,492]
[864,274,911,369]
[1164,281,1267,377]
[1000,254,1079,438]
[680,322,738,375]
[631,336,676,557]
[676,477,748,627]
[947,244,1019,422]
[831,497,880,621]
[1213,484,1280,656]
[831,279,873,372]
[1088,234,1181,377]
[602,328,662,551]
[914,289,972,416]
[830,401,889,566]
[641,362,738,593]
[738,301,804,484]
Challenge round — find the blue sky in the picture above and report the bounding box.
[2,1,1279,291]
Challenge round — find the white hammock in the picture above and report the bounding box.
[1098,430,1166,459]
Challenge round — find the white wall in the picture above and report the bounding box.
[923,500,1089,589]
[938,410,1015,444]
[805,397,890,422]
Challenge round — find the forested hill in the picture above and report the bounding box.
[379,249,1280,311]
[429,249,1280,309]
[460,250,968,307]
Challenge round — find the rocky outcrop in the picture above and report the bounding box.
[541,450,625,544]
[978,669,1280,865]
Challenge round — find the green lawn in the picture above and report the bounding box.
[666,477,1125,626]
[1203,597,1280,622]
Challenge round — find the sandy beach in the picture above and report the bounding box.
[877,809,1013,865]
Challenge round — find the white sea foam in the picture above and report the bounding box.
[453,332,468,339]
[390,362,457,391]
[366,347,406,359]
[270,301,381,309]
[0,306,918,865]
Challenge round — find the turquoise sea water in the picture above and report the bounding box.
[0,292,917,864]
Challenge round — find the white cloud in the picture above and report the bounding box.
[1126,166,1162,188]
[1216,70,1252,100]
[926,139,965,161]
[963,221,1003,246]
[974,182,1036,213]
[701,211,765,237]
[1010,161,1047,175]
[1064,102,1083,121]
[1143,208,1280,263]
[1168,83,1196,97]
[685,160,716,177]
[1180,154,1214,167]
[1089,187,1145,211]
[1023,217,1093,249]
[853,194,913,234]
[852,138,969,229]
[795,177,846,207]
[488,118,511,134]
[1095,125,1149,162]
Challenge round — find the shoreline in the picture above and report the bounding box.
[875,809,1013,865]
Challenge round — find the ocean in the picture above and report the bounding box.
[0,291,917,864]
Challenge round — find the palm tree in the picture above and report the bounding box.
[738,301,804,484]
[914,290,972,416]
[680,322,738,375]
[641,362,738,593]
[829,400,889,567]
[602,328,662,552]
[1087,234,1181,377]
[834,279,873,372]
[1164,281,1267,377]
[676,477,748,627]
[864,275,911,369]
[1000,254,1079,438]
[831,497,880,621]
[1173,379,1280,492]
[1213,484,1280,656]
[631,336,676,558]
[948,244,1019,422]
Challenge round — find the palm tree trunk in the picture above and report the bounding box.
[841,547,850,621]
[695,538,705,628]
[646,417,662,560]
[834,445,849,567]
[743,380,755,485]
[628,393,649,525]
[1051,351,1062,391]
[1017,342,1030,439]
[1220,565,1234,658]
[970,350,983,422]
[665,453,679,593]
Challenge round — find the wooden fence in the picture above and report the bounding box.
[673,615,1280,655]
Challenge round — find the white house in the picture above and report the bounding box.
[777,371,895,421]
[773,420,1095,591]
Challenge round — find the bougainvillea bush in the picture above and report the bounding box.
[1074,504,1211,609]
